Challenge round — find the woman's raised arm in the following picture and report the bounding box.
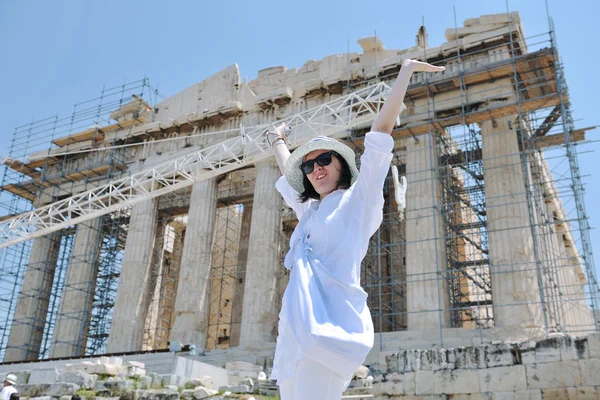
[267,122,291,175]
[371,60,444,134]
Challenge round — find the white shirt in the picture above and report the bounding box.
[1,385,17,400]
[271,131,394,384]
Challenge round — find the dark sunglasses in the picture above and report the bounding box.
[299,151,335,175]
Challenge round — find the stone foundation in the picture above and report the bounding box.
[372,333,600,400]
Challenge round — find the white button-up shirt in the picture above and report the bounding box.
[1,385,17,400]
[271,131,394,384]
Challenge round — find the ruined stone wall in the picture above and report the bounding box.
[372,334,600,400]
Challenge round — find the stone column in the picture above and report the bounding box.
[4,231,62,361]
[170,178,218,349]
[50,218,103,358]
[239,160,282,347]
[143,218,168,350]
[229,203,253,347]
[154,219,185,349]
[106,198,159,353]
[405,134,449,331]
[480,117,544,332]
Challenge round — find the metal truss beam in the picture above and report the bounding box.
[0,82,392,248]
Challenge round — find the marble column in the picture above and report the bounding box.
[154,219,185,349]
[50,217,103,357]
[405,134,450,331]
[239,160,282,346]
[170,178,218,349]
[229,203,253,347]
[4,231,62,361]
[480,116,544,333]
[106,198,159,353]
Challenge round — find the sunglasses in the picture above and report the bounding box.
[299,151,336,175]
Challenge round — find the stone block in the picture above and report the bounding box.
[58,371,97,389]
[526,361,582,389]
[158,375,178,386]
[579,358,600,386]
[486,343,516,367]
[29,397,53,400]
[126,361,145,369]
[28,368,59,384]
[403,372,416,395]
[479,365,527,392]
[193,387,218,399]
[416,371,434,395]
[541,388,570,400]
[454,347,468,369]
[185,376,216,391]
[386,351,407,372]
[238,378,254,389]
[587,333,600,358]
[95,377,134,394]
[8,370,30,384]
[108,357,123,366]
[374,380,404,396]
[180,389,194,398]
[140,376,152,389]
[64,362,124,376]
[519,341,537,364]
[225,361,262,378]
[574,337,589,360]
[128,367,147,379]
[46,383,80,397]
[490,392,516,400]
[432,349,449,371]
[100,356,111,365]
[15,383,51,398]
[465,346,486,369]
[421,350,434,370]
[559,337,578,361]
[433,369,480,394]
[407,350,422,371]
[166,385,178,391]
[569,387,598,400]
[535,337,564,363]
[348,378,368,388]
[515,390,543,400]
[218,384,250,393]
[133,389,179,400]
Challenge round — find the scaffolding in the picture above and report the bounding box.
[0,79,159,360]
[0,10,598,362]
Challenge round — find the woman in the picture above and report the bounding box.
[267,59,444,400]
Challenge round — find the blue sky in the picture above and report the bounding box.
[0,0,598,281]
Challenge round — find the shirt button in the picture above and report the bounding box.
[307,234,310,239]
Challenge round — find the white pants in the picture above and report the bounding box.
[278,357,348,400]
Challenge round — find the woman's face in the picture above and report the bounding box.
[303,149,343,199]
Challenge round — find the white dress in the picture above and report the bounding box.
[271,131,394,386]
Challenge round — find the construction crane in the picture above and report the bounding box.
[0,81,393,249]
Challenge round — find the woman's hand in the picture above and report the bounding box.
[267,122,289,147]
[401,59,445,73]
[371,60,444,134]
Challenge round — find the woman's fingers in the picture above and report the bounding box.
[403,59,445,73]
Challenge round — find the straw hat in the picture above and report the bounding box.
[284,136,359,193]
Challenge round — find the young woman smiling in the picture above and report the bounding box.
[266,59,444,400]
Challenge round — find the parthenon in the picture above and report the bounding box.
[0,10,597,369]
